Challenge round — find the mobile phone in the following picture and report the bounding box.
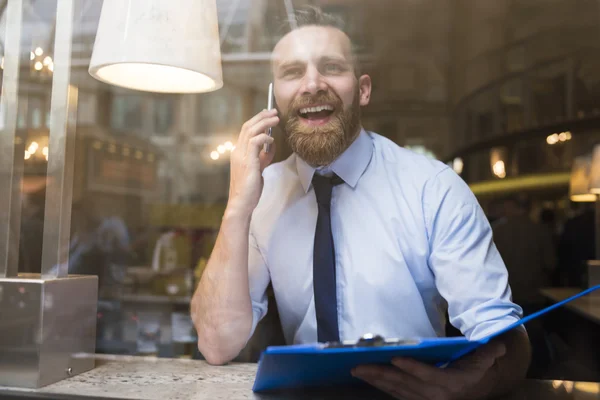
[264,82,274,153]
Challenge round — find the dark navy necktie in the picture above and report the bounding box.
[312,173,344,343]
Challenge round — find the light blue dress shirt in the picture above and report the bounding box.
[248,129,522,345]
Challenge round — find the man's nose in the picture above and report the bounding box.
[301,66,327,96]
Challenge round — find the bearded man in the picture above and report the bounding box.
[191,6,531,400]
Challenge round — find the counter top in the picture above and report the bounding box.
[1,355,599,399]
[540,287,600,324]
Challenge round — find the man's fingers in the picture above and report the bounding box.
[259,140,277,167]
[352,365,434,400]
[246,116,279,139]
[391,357,442,383]
[237,116,278,155]
[240,109,278,140]
[236,110,278,155]
[363,377,427,400]
[242,109,278,134]
[248,134,275,158]
[453,341,506,371]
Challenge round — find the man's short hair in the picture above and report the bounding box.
[282,5,346,32]
[276,5,362,77]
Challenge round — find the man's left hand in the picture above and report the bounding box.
[351,340,506,400]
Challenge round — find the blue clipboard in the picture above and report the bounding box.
[253,285,600,392]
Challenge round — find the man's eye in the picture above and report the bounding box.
[324,64,343,73]
[283,68,302,77]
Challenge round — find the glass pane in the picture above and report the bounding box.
[1,2,600,390]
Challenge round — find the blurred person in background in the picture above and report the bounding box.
[492,195,556,312]
[67,199,105,279]
[557,202,595,287]
[539,207,558,239]
[485,197,505,224]
[68,199,132,291]
[492,195,556,377]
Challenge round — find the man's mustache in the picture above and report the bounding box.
[288,92,343,113]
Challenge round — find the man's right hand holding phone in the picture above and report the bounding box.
[228,108,279,216]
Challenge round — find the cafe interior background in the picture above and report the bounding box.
[1,0,600,389]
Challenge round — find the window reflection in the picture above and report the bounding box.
[0,0,599,372]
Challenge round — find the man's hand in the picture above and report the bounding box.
[228,108,279,215]
[352,340,508,400]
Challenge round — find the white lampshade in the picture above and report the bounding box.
[89,0,223,93]
[590,144,600,194]
[569,155,597,202]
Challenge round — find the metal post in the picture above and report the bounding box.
[41,0,77,279]
[0,0,23,278]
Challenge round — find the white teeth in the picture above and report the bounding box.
[299,105,334,114]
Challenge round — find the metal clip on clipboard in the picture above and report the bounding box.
[323,333,421,349]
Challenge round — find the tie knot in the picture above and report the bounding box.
[312,174,343,205]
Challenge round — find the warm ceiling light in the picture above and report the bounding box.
[28,141,39,153]
[210,151,219,160]
[546,134,559,145]
[43,56,52,66]
[224,141,233,150]
[89,0,223,93]
[217,145,226,154]
[24,150,31,160]
[492,160,506,179]
[452,157,464,175]
[34,62,43,71]
[34,47,43,56]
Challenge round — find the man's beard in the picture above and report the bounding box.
[281,89,361,167]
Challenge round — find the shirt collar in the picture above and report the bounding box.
[296,128,373,193]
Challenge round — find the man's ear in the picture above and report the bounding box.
[358,75,372,106]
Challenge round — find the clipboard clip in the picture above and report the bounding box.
[323,333,420,349]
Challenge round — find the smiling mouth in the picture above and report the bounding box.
[298,104,335,121]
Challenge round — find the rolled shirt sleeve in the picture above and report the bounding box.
[425,168,523,340]
[247,231,271,341]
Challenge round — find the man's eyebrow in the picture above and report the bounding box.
[320,56,349,64]
[275,60,305,70]
[275,55,349,68]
